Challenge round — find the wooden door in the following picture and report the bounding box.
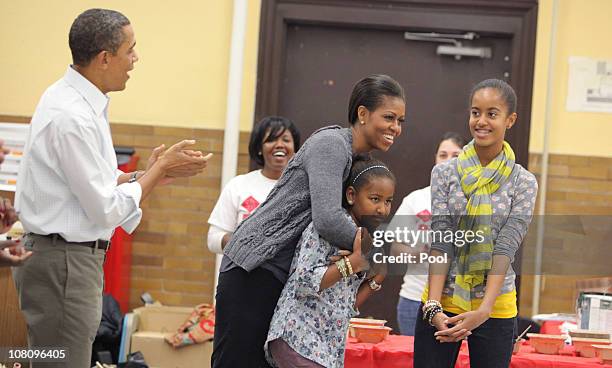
[279,24,515,200]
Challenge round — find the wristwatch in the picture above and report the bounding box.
[128,171,139,183]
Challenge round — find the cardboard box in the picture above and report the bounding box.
[130,306,212,368]
[578,293,612,334]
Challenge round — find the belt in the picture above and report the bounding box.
[30,233,111,252]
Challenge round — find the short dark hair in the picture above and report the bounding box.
[248,116,301,166]
[69,8,131,66]
[469,78,517,114]
[348,74,405,125]
[343,156,395,208]
[437,131,466,152]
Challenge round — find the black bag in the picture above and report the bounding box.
[92,293,124,365]
[122,351,149,368]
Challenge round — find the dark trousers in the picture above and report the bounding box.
[212,267,283,368]
[413,305,516,368]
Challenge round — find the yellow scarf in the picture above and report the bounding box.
[453,141,515,311]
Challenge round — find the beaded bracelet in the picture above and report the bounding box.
[344,256,354,275]
[422,299,442,314]
[423,299,442,309]
[425,305,443,326]
[422,300,444,326]
[336,258,348,278]
[423,306,436,324]
[423,302,441,319]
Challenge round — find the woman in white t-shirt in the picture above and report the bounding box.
[388,132,465,336]
[207,116,301,253]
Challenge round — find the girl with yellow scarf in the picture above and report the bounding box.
[413,79,538,368]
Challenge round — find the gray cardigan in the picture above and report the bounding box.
[222,125,358,281]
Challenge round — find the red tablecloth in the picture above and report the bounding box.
[540,320,565,335]
[345,336,612,368]
[345,336,413,368]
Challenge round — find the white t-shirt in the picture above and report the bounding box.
[387,186,432,301]
[207,170,277,254]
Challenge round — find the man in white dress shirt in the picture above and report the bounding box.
[13,9,210,367]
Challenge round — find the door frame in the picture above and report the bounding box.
[254,0,538,163]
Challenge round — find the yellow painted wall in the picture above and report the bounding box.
[3,0,612,153]
[530,0,612,158]
[0,0,260,131]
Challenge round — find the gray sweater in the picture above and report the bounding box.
[222,126,358,282]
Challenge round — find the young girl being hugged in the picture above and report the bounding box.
[414,79,538,368]
[265,157,395,368]
[212,75,404,368]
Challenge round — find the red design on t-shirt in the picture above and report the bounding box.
[416,209,431,223]
[241,196,260,220]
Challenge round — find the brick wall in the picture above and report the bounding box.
[519,153,612,316]
[109,123,252,310]
[3,114,610,316]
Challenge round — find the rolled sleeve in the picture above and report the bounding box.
[115,168,125,181]
[117,182,143,233]
[118,181,142,205]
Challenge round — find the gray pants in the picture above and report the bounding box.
[12,234,106,368]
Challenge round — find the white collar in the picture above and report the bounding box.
[63,65,109,117]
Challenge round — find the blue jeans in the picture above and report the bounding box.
[396,296,421,336]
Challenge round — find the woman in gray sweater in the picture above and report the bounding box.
[212,74,406,368]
